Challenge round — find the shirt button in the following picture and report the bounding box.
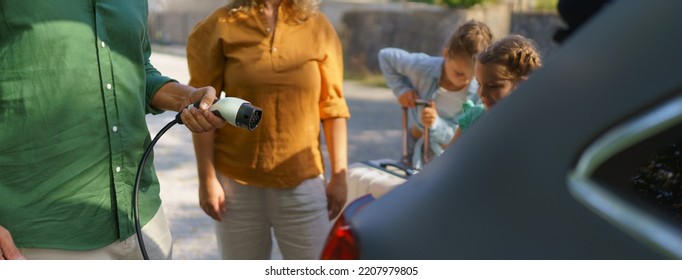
[115,166,121,173]
[112,126,118,132]
[106,83,112,90]
[266,27,271,33]
[259,8,264,13]
[272,47,278,52]
[101,41,106,48]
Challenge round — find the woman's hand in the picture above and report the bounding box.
[198,176,226,221]
[326,174,348,220]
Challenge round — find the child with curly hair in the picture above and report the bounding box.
[450,34,543,146]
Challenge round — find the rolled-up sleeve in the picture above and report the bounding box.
[143,29,176,114]
[318,15,350,120]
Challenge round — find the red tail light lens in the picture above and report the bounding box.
[320,213,359,260]
[320,194,375,260]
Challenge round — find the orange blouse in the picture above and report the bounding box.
[187,5,350,188]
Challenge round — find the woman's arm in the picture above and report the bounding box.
[318,14,351,219]
[323,118,348,219]
[186,9,230,220]
[192,132,225,221]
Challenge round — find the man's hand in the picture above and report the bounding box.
[398,90,418,108]
[179,86,227,133]
[326,175,348,220]
[0,225,26,260]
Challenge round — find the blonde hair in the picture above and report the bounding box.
[445,20,493,62]
[478,35,542,82]
[226,0,319,23]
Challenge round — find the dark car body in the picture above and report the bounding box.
[328,0,682,259]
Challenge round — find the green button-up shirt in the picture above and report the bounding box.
[0,0,173,250]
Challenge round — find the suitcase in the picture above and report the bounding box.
[343,100,431,209]
[346,159,412,202]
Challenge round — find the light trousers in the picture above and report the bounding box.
[19,206,173,260]
[215,174,331,260]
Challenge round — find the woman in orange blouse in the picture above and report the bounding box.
[187,0,350,259]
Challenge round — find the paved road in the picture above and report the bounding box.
[147,52,402,259]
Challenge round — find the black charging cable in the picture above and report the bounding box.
[133,117,179,260]
[132,98,262,260]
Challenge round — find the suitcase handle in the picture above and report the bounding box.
[402,99,433,168]
[378,162,417,178]
[417,99,432,165]
[401,107,410,167]
[361,160,417,178]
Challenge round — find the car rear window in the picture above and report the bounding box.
[592,124,682,223]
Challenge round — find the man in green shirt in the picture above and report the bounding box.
[0,1,225,259]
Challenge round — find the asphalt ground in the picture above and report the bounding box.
[147,51,402,259]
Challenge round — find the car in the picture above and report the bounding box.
[321,0,682,259]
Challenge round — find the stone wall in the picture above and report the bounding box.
[146,0,563,75]
[340,7,562,75]
[148,12,208,45]
[147,0,225,45]
[340,2,512,75]
[149,0,226,13]
[510,11,564,60]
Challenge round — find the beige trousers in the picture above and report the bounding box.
[19,206,173,260]
[215,174,331,260]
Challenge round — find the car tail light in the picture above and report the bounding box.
[320,195,374,260]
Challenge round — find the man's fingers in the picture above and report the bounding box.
[183,108,225,133]
[205,111,227,128]
[197,87,217,110]
[0,227,26,260]
[180,109,205,133]
[189,108,218,132]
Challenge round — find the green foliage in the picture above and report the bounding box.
[408,0,488,8]
[533,0,559,11]
[442,0,487,8]
[408,0,558,10]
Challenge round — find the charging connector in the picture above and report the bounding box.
[133,98,262,260]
